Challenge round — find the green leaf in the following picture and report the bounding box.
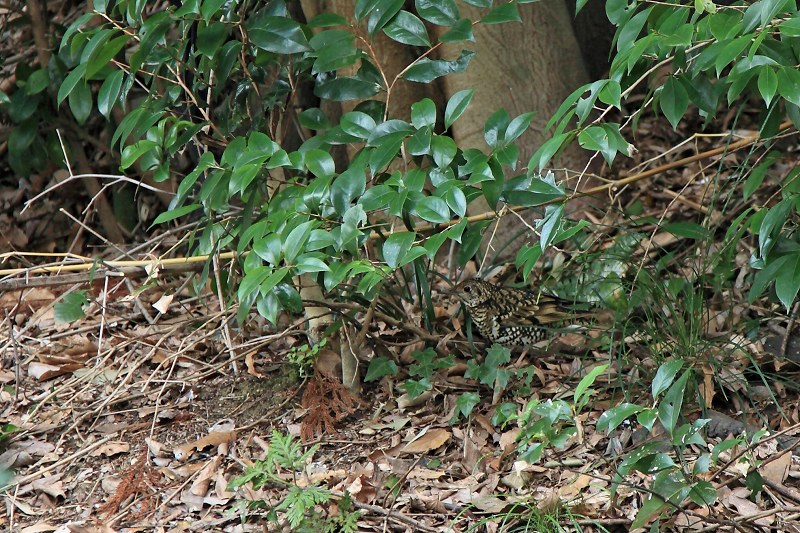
[661,222,709,240]
[631,497,668,530]
[430,135,457,168]
[439,18,474,42]
[444,89,474,129]
[366,0,404,35]
[340,111,376,139]
[411,98,436,128]
[416,196,451,223]
[247,16,310,53]
[573,364,608,406]
[121,139,158,169]
[416,0,459,26]
[451,392,480,423]
[529,133,570,171]
[197,22,229,57]
[200,0,227,20]
[25,69,49,95]
[368,137,403,174]
[443,186,466,217]
[778,67,800,107]
[152,203,201,225]
[504,112,535,144]
[652,360,683,398]
[331,164,367,214]
[383,232,416,269]
[86,35,130,78]
[714,36,750,76]
[283,221,315,264]
[578,125,617,164]
[365,357,399,381]
[597,403,646,433]
[660,77,689,130]
[55,291,90,323]
[57,64,88,105]
[68,81,93,125]
[484,108,510,149]
[294,255,331,274]
[98,70,124,118]
[315,77,382,101]
[402,50,475,83]
[383,10,430,46]
[658,370,690,436]
[407,127,432,156]
[775,252,800,310]
[304,149,336,178]
[482,3,521,24]
[309,13,349,27]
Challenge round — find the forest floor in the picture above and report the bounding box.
[5,106,800,533]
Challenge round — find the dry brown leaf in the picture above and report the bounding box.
[190,456,222,497]
[90,441,130,458]
[395,427,450,455]
[760,450,791,485]
[173,430,237,461]
[28,362,79,381]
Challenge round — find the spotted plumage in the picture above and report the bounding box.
[451,279,592,346]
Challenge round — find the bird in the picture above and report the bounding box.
[450,279,594,346]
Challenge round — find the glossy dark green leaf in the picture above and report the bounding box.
[358,184,394,211]
[25,69,49,95]
[439,18,474,42]
[597,403,646,433]
[200,0,227,21]
[68,81,93,124]
[383,11,430,46]
[660,77,689,130]
[411,98,436,128]
[776,252,800,310]
[309,13,349,27]
[528,132,570,171]
[504,112,534,144]
[415,0,459,26]
[197,22,230,59]
[98,69,124,118]
[366,0,404,35]
[407,127,432,156]
[444,89,474,129]
[369,137,403,174]
[331,164,367,213]
[402,50,475,83]
[482,3,520,24]
[416,196,450,223]
[294,255,331,274]
[248,16,310,53]
[57,64,87,105]
[778,66,800,107]
[431,135,457,168]
[87,35,130,78]
[383,232,416,269]
[315,77,382,101]
[152,203,201,225]
[305,149,336,178]
[340,111,376,140]
[484,108,510,149]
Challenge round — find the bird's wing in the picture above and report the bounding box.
[501,295,593,327]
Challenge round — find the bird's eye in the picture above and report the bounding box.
[464,286,471,293]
